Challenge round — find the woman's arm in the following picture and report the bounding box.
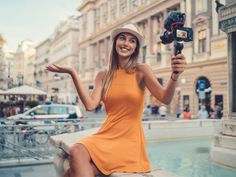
[140,54,186,104]
[46,64,105,111]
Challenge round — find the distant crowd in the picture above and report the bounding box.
[0,101,39,118]
[143,104,223,120]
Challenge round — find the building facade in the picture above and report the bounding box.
[0,35,8,90]
[0,35,19,90]
[35,38,51,93]
[14,39,36,87]
[77,0,228,117]
[35,16,80,103]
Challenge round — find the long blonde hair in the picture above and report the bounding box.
[102,34,140,98]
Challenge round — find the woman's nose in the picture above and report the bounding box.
[123,39,129,46]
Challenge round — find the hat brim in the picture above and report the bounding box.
[111,28,143,45]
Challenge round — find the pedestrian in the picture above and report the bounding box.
[46,23,186,177]
[181,106,192,120]
[143,104,152,120]
[151,104,158,116]
[209,106,216,118]
[176,106,181,118]
[159,104,167,118]
[197,104,209,119]
[95,103,102,113]
[215,105,223,119]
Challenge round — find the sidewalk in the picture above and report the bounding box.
[0,157,53,168]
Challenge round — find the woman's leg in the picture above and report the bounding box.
[67,143,100,177]
[64,169,70,177]
[64,162,100,177]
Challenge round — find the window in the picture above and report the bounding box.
[142,46,147,63]
[82,13,87,37]
[95,8,100,29]
[111,0,117,20]
[140,0,148,5]
[183,95,190,107]
[157,78,163,85]
[88,85,94,90]
[198,30,206,53]
[103,3,108,24]
[130,0,138,11]
[81,48,86,71]
[50,106,68,115]
[120,0,127,15]
[138,21,148,44]
[31,107,48,115]
[156,14,163,34]
[196,0,207,14]
[154,42,162,62]
[100,41,105,66]
[215,95,223,109]
[68,107,77,115]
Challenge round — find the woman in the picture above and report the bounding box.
[46,23,186,177]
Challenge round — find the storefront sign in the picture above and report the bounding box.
[219,2,236,32]
[219,16,236,31]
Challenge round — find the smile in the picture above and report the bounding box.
[120,47,130,52]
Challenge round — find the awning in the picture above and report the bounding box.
[4,85,47,95]
[0,89,6,95]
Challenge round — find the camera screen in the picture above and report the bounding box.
[176,29,188,39]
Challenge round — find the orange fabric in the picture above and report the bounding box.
[77,69,151,175]
[183,112,192,119]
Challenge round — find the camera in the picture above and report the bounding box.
[160,11,193,45]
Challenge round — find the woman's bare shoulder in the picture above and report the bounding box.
[96,70,107,80]
[136,63,151,86]
[136,63,152,74]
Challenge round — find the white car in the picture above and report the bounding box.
[8,104,84,124]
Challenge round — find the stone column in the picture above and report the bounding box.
[160,10,172,67]
[210,2,236,169]
[146,16,155,65]
[228,32,236,117]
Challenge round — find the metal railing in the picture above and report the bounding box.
[0,119,103,163]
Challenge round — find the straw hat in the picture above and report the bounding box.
[111,24,144,45]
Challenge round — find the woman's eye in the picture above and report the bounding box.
[119,36,125,40]
[130,39,136,44]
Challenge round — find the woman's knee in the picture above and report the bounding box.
[69,144,90,162]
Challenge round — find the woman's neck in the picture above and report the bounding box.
[118,57,130,69]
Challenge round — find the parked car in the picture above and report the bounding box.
[7,104,84,125]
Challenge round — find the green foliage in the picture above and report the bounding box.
[26,100,39,108]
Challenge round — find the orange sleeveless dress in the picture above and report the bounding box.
[77,69,151,175]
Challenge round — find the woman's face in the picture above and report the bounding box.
[115,32,137,59]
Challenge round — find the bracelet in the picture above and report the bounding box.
[171,74,178,82]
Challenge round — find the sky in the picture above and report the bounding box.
[0,0,82,51]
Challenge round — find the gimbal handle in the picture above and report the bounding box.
[173,41,184,74]
[174,40,184,55]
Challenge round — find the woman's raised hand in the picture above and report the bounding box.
[45,64,75,74]
[171,54,186,75]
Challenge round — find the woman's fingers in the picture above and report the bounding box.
[46,64,60,72]
[45,64,72,74]
[171,54,186,74]
[52,64,61,69]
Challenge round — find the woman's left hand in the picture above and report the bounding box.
[171,54,186,77]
